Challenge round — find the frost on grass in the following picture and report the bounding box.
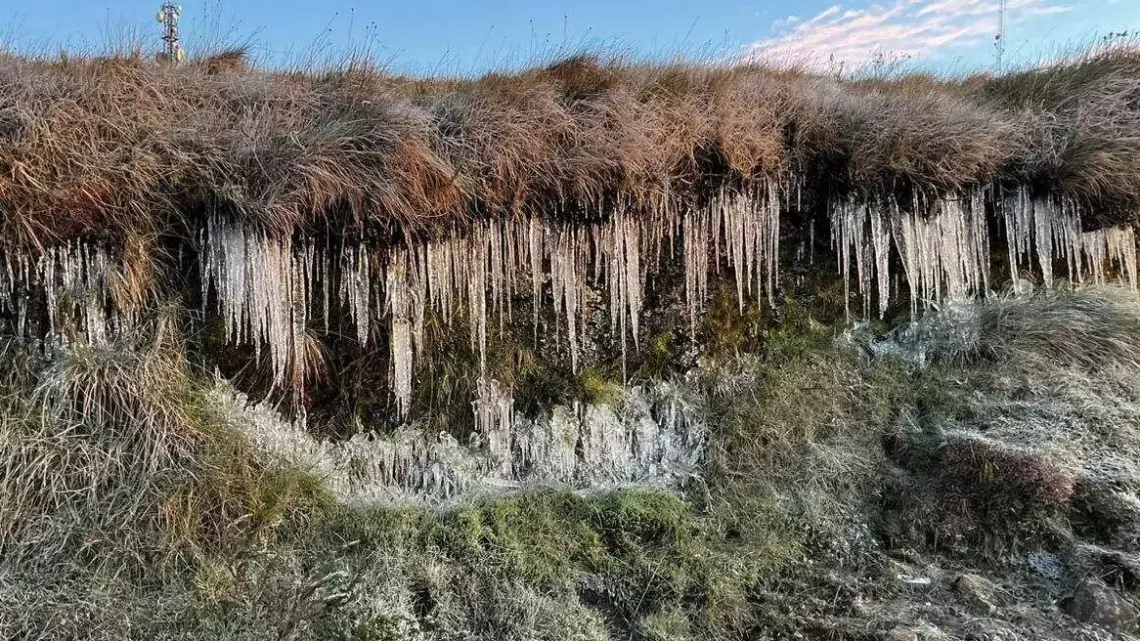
[865,288,1140,527]
[213,374,707,505]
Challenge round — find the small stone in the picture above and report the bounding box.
[955,573,998,615]
[1061,580,1140,633]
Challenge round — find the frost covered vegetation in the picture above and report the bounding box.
[4,42,1140,639]
[8,287,1140,639]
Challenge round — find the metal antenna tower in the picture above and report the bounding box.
[156,3,184,64]
[995,0,1007,72]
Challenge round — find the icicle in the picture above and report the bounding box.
[550,226,581,371]
[624,214,642,349]
[722,192,746,312]
[410,245,427,362]
[1081,228,1109,285]
[869,204,891,317]
[465,230,489,372]
[683,206,708,336]
[834,189,991,316]
[340,244,371,346]
[1107,226,1138,290]
[529,218,543,340]
[1033,196,1056,289]
[830,196,867,317]
[473,377,515,477]
[1080,225,1138,290]
[289,249,308,394]
[387,250,414,418]
[764,179,782,304]
[601,206,646,377]
[201,214,300,387]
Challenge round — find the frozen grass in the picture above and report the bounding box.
[0,311,330,578]
[6,288,1140,638]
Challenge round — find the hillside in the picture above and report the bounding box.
[2,46,1140,639]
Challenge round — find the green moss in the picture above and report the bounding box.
[575,367,622,406]
[289,487,797,639]
[702,285,770,356]
[636,328,682,380]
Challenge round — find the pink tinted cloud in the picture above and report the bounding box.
[744,0,1072,69]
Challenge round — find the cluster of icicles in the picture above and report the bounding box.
[0,241,120,345]
[832,186,1138,317]
[199,183,783,422]
[200,183,1138,427]
[0,183,1135,424]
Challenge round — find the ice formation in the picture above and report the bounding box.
[0,182,1132,421]
[0,241,118,345]
[192,184,1140,416]
[832,191,991,316]
[215,374,708,505]
[831,187,1137,316]
[198,186,788,416]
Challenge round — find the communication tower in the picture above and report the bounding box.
[995,0,1007,71]
[156,3,185,64]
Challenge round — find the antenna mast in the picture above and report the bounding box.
[156,3,184,64]
[995,0,1007,72]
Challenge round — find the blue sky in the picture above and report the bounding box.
[2,0,1139,75]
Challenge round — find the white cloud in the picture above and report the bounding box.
[743,0,1072,69]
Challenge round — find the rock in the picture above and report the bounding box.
[954,573,998,615]
[1061,580,1140,633]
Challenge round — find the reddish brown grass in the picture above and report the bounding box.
[0,46,1138,247]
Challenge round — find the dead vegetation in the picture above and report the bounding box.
[0,45,1139,248]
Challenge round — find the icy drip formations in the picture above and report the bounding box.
[213,373,708,505]
[198,183,1140,425]
[0,241,119,345]
[831,187,1138,317]
[200,186,784,420]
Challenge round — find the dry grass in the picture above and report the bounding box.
[1,45,1139,250]
[0,314,198,568]
[0,310,327,574]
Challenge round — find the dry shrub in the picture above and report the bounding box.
[199,48,248,75]
[978,46,1140,210]
[883,431,1075,555]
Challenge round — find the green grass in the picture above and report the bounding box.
[294,488,787,641]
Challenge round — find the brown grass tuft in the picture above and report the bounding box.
[1,46,1139,248]
[199,48,249,75]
